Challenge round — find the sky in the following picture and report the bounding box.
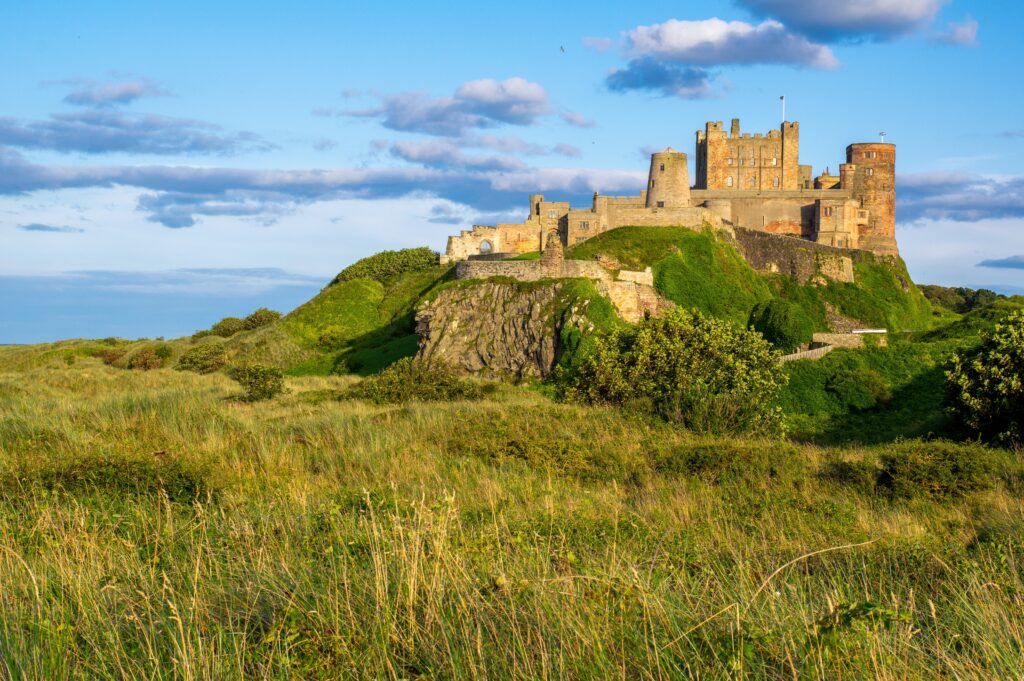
[2,0,1022,343]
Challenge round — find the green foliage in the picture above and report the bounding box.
[100,347,126,366]
[878,440,1003,500]
[506,251,541,260]
[559,307,786,436]
[153,343,173,360]
[243,307,282,330]
[922,296,1024,342]
[816,257,933,332]
[946,310,1024,446]
[232,364,285,401]
[211,316,247,338]
[749,298,814,352]
[191,329,214,341]
[919,284,1003,313]
[825,366,892,411]
[175,343,226,374]
[127,348,163,371]
[329,247,437,286]
[286,278,386,349]
[344,358,484,404]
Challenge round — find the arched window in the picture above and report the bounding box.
[749,176,756,188]
[773,176,780,188]
[479,240,493,253]
[726,176,734,187]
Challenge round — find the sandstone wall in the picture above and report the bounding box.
[732,227,856,284]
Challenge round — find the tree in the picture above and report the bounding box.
[748,298,814,352]
[560,308,787,436]
[946,309,1024,447]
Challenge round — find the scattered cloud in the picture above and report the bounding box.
[978,255,1024,270]
[386,138,528,172]
[582,36,614,53]
[312,137,338,151]
[0,110,275,156]
[560,111,594,128]
[343,77,551,136]
[734,0,949,41]
[899,172,1024,222]
[604,18,835,98]
[62,78,170,107]
[623,18,838,69]
[933,16,979,47]
[17,222,84,233]
[0,145,643,228]
[552,143,581,158]
[607,60,715,98]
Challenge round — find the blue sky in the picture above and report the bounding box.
[2,0,1022,343]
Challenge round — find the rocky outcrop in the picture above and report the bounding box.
[414,282,596,378]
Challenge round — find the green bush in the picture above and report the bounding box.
[344,358,484,404]
[330,247,438,286]
[100,347,126,366]
[558,308,786,436]
[919,284,1003,313]
[191,329,214,342]
[749,298,815,352]
[127,348,163,371]
[176,344,226,374]
[826,366,892,411]
[243,307,282,330]
[946,309,1024,446]
[233,364,285,401]
[153,343,173,360]
[877,440,1002,500]
[211,317,247,338]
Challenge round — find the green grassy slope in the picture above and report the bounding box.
[567,226,932,332]
[0,355,1021,678]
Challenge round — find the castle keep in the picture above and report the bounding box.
[441,119,898,262]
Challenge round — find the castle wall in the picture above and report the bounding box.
[845,143,897,257]
[695,119,801,191]
[732,226,856,283]
[693,188,852,238]
[646,149,690,208]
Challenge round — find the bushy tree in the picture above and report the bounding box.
[211,317,247,338]
[233,364,285,401]
[560,308,787,436]
[330,247,438,286]
[243,307,281,330]
[127,348,164,370]
[748,298,814,352]
[345,358,484,404]
[946,310,1024,446]
[176,343,227,374]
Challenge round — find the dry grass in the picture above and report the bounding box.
[1,345,1022,679]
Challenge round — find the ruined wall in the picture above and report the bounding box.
[454,259,609,282]
[732,227,856,284]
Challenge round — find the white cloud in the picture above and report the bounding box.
[736,0,949,41]
[934,16,979,47]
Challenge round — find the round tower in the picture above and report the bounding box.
[646,148,690,209]
[845,143,897,257]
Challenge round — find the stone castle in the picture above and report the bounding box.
[440,118,897,263]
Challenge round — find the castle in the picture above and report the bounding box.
[440,119,897,263]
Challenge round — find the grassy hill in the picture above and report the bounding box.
[1,352,1022,678]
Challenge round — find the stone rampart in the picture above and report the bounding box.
[732,227,856,284]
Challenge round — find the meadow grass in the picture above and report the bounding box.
[1,349,1022,679]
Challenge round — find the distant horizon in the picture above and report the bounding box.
[2,0,1021,341]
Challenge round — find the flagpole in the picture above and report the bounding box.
[781,95,785,123]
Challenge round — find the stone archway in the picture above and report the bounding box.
[479,240,493,254]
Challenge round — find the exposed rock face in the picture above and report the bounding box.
[415,282,592,378]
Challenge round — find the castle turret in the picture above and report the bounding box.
[645,148,690,208]
[845,143,897,257]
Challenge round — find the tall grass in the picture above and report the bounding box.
[1,349,1022,678]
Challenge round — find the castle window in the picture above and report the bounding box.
[865,168,874,176]
[656,201,665,208]
[479,240,493,253]
[579,221,589,230]
[771,157,777,166]
[824,207,833,217]
[547,210,557,218]
[773,176,780,188]
[726,176,734,187]
[749,176,756,188]
[727,158,733,165]
[660,164,665,172]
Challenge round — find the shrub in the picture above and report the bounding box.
[176,344,226,374]
[558,308,787,436]
[191,329,214,342]
[127,348,164,371]
[344,358,484,404]
[877,440,1001,500]
[232,364,285,401]
[100,348,126,366]
[826,366,891,411]
[243,307,281,330]
[211,317,247,338]
[748,298,815,352]
[153,343,173,360]
[946,309,1024,447]
[329,247,438,286]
